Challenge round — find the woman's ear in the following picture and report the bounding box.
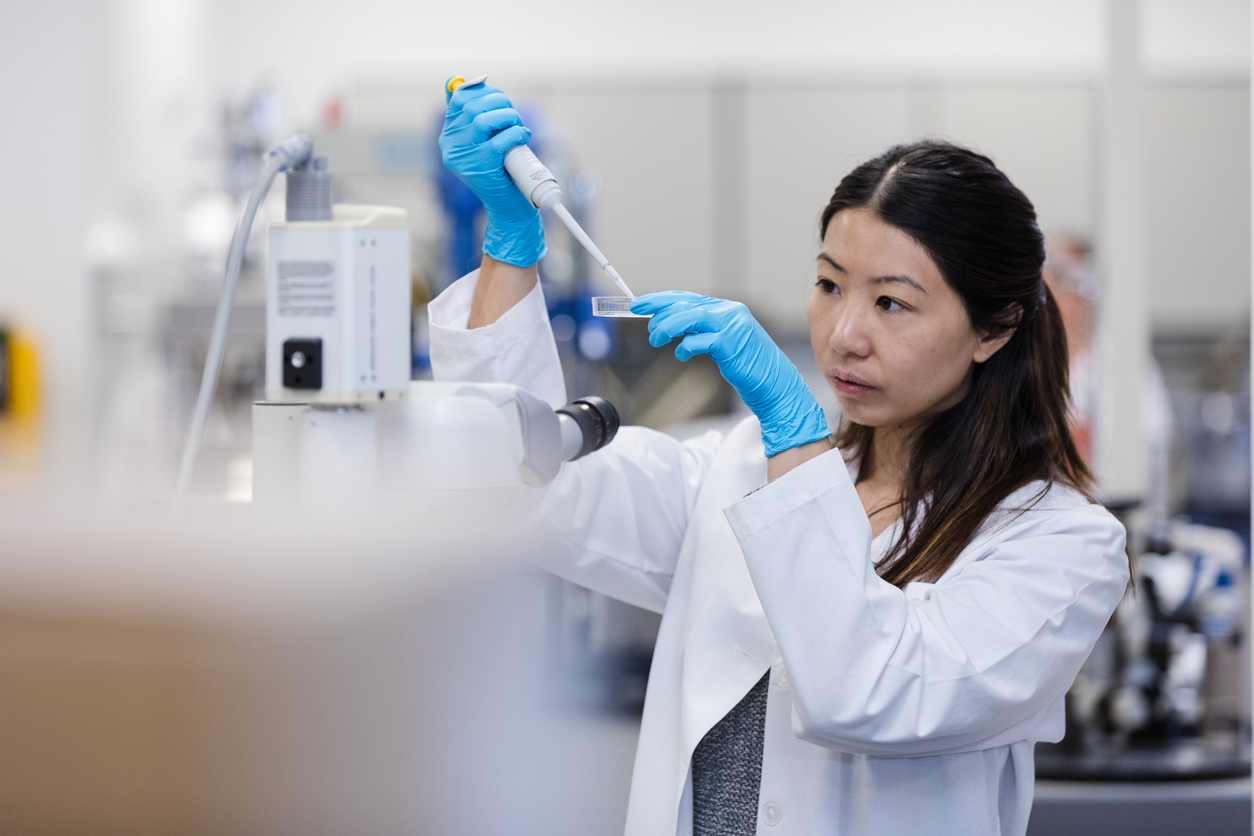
[973,304,1022,364]
[974,330,1014,363]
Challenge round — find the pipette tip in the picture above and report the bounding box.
[604,265,634,299]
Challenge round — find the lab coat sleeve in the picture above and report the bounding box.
[724,449,1129,756]
[428,270,722,613]
[428,268,568,409]
[522,424,722,613]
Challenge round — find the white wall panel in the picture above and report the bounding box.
[932,85,1095,238]
[1146,83,1251,330]
[540,89,715,297]
[743,87,912,329]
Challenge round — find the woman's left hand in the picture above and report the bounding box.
[631,291,831,457]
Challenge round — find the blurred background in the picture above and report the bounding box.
[0,0,1251,833]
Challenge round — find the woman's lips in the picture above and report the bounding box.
[831,372,875,396]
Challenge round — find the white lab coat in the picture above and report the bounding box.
[429,271,1129,836]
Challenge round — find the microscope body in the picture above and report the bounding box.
[254,162,618,513]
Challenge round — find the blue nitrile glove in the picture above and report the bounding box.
[439,80,546,267]
[631,292,830,457]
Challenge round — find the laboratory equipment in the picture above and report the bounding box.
[175,133,318,502]
[0,324,41,488]
[447,75,635,299]
[592,297,650,318]
[265,160,411,404]
[174,137,412,502]
[1037,516,1250,781]
[252,383,620,511]
[175,131,621,507]
[0,326,39,419]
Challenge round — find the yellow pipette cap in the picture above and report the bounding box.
[446,74,488,95]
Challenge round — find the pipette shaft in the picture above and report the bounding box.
[551,204,633,298]
[501,144,634,298]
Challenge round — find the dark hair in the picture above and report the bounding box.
[820,140,1094,587]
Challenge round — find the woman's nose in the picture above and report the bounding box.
[828,304,872,358]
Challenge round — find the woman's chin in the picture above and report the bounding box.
[833,401,882,428]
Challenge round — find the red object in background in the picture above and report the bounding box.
[322,96,344,130]
[1070,418,1093,465]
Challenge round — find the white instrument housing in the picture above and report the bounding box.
[265,205,411,404]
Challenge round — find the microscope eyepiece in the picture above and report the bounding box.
[557,396,620,460]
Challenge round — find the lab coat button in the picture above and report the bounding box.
[775,668,789,688]
[762,800,783,826]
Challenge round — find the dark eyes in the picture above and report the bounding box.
[816,279,907,312]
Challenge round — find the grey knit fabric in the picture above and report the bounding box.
[692,672,770,836]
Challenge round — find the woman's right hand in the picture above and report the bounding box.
[439,80,546,268]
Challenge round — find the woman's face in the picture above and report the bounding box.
[808,208,1011,430]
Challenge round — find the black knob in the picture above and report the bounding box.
[557,396,620,460]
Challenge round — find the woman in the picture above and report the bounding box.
[431,81,1128,836]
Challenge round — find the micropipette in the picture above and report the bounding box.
[447,75,636,300]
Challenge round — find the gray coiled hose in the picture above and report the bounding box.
[173,134,314,508]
